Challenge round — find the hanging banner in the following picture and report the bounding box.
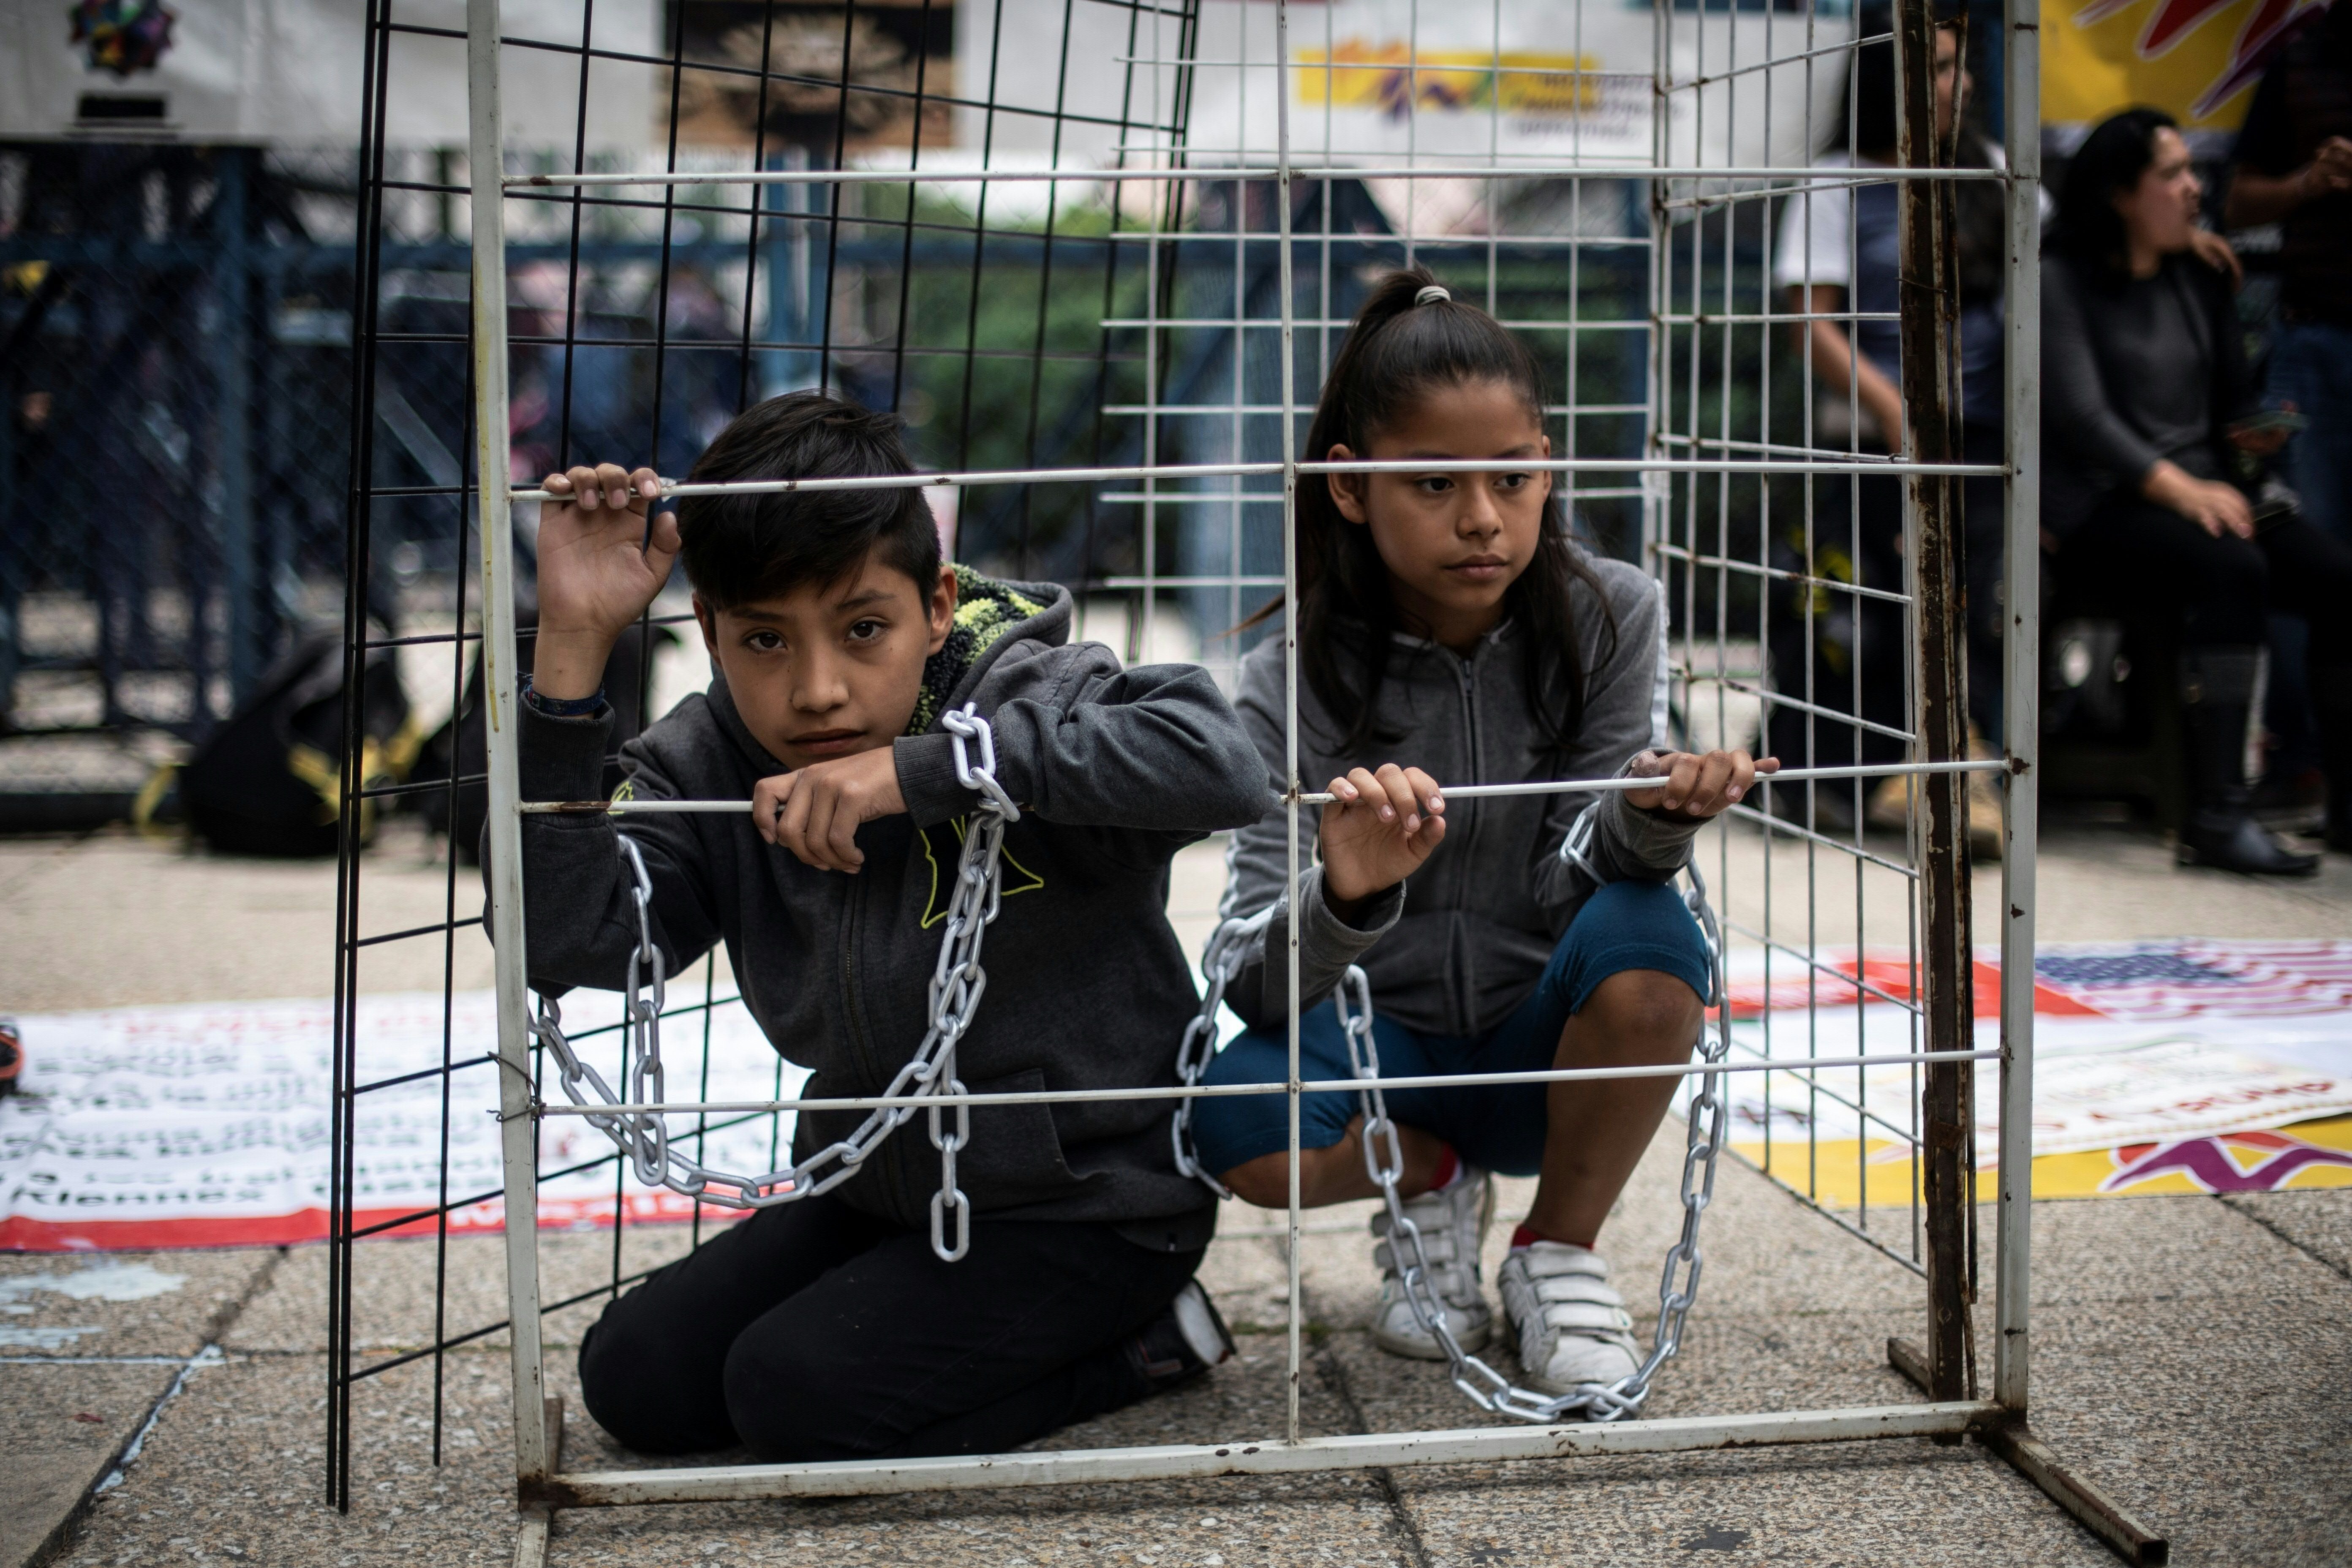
[0,0,658,147]
[958,0,1851,175]
[1184,0,1851,169]
[2042,0,2330,142]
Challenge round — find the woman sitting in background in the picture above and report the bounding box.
[2044,107,2352,874]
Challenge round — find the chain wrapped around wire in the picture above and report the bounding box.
[1172,824,1731,1423]
[526,703,1017,1263]
[1170,909,1274,1195]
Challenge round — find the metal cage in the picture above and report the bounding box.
[324,0,2167,1559]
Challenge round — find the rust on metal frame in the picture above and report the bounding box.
[1893,0,1979,1417]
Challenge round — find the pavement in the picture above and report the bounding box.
[2,806,2349,1568]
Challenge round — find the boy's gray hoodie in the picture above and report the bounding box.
[509,574,1268,1250]
[1221,551,1698,1037]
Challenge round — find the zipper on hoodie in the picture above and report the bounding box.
[837,869,912,1225]
[1454,651,1483,1035]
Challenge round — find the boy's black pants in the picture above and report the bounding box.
[577,1191,1206,1462]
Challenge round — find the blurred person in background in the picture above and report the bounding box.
[1771,9,2012,850]
[2044,108,2352,874]
[2223,0,2352,826]
[2227,0,2352,542]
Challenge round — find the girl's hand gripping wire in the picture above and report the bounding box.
[1621,748,1777,818]
[1319,762,1447,922]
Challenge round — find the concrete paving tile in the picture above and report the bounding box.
[0,824,500,1012]
[0,1249,279,1358]
[2219,1188,2352,1283]
[2019,1192,2327,1309]
[2006,1290,2352,1565]
[1382,1442,2115,1567]
[1311,1302,1927,1444]
[54,1350,520,1568]
[1198,1221,1315,1337]
[537,1337,1421,1567]
[54,1341,1420,1568]
[226,1225,708,1355]
[0,1361,179,1568]
[543,1476,1421,1568]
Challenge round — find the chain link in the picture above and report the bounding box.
[528,703,1015,1263]
[1170,909,1274,1196]
[1172,825,1731,1424]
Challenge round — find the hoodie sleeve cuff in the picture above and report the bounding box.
[518,695,615,804]
[1610,783,1701,869]
[895,732,977,827]
[1301,863,1404,950]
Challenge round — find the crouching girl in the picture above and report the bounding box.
[1194,270,1771,1402]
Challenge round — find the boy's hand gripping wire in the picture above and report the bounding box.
[525,704,1015,1263]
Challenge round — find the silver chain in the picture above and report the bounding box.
[1174,841,1730,1423]
[1170,910,1274,1196]
[528,703,1015,1263]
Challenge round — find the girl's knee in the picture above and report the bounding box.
[1220,1150,1295,1210]
[1580,968,1704,1049]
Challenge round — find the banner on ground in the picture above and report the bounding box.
[0,988,803,1252]
[1719,939,2352,1203]
[3,939,2347,1252]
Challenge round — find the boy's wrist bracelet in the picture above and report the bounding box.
[520,674,605,717]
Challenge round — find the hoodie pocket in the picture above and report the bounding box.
[954,1066,1091,1210]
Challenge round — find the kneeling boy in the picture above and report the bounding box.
[512,391,1267,1463]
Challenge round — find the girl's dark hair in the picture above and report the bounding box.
[2051,106,2179,283]
[1839,7,2005,301]
[1267,265,1616,757]
[677,390,941,609]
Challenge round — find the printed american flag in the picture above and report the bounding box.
[1723,940,2352,1021]
[2031,941,2352,1021]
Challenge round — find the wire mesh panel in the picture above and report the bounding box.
[325,0,1236,1508]
[0,142,358,827]
[328,0,2069,1545]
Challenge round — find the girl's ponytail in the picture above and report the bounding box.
[1269,265,1617,757]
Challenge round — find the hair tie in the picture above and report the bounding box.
[1414,284,1451,307]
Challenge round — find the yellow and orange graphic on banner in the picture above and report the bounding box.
[1296,41,1605,118]
[1737,1114,2352,1205]
[2044,0,2329,133]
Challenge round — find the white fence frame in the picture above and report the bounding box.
[453,0,2157,1560]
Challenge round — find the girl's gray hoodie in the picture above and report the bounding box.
[1220,551,1700,1038]
[507,576,1268,1249]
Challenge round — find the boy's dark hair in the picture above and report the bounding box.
[1251,266,1615,757]
[677,390,941,608]
[2051,106,2179,285]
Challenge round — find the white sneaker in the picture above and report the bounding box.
[1497,1241,1642,1395]
[1369,1168,1495,1359]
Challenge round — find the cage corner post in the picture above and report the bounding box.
[1993,0,2042,1429]
[1891,0,1976,1416]
[465,0,555,1533]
